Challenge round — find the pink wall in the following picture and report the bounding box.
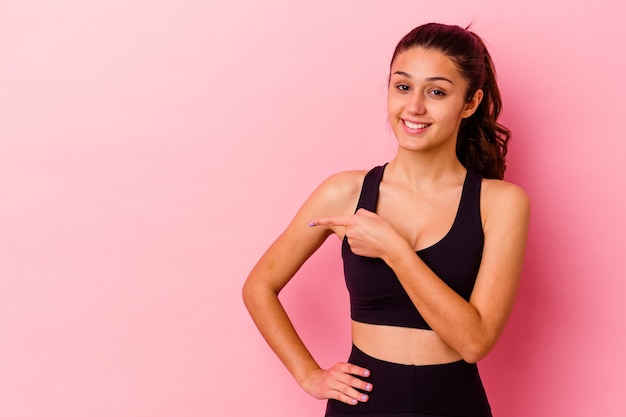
[1,1,625,416]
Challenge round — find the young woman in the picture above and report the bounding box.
[242,23,529,417]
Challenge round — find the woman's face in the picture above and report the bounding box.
[387,47,482,154]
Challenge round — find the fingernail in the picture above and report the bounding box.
[363,370,370,377]
[351,399,357,405]
[308,221,314,227]
[365,383,372,391]
[360,394,368,402]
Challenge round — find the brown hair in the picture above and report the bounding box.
[391,23,510,179]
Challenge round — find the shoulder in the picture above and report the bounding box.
[290,169,369,239]
[480,178,530,230]
[316,170,367,198]
[481,178,529,207]
[307,169,368,214]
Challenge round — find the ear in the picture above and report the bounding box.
[461,89,484,119]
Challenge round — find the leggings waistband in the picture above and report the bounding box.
[325,344,492,417]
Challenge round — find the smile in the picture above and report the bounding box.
[403,120,430,129]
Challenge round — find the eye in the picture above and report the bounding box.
[429,89,446,97]
[395,84,410,92]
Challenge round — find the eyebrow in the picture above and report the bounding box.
[392,71,454,85]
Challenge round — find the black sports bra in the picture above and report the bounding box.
[342,164,484,330]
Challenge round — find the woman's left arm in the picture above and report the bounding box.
[311,180,530,363]
[389,180,529,363]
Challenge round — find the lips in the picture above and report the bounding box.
[403,119,430,130]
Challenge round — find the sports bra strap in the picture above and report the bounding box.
[355,164,386,213]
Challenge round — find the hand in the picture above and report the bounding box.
[310,209,400,259]
[301,362,372,405]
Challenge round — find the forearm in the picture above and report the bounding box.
[242,282,321,385]
[383,243,494,363]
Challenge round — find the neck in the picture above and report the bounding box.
[386,148,466,189]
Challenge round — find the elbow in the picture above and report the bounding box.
[461,349,488,364]
[241,278,257,312]
[459,336,496,364]
[241,276,279,313]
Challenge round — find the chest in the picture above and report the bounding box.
[376,183,463,251]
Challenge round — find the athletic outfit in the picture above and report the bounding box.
[325,164,492,417]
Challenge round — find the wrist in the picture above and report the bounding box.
[381,237,414,267]
[294,363,322,387]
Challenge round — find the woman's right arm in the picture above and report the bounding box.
[242,171,373,406]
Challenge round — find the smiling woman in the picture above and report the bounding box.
[388,23,511,180]
[387,47,485,158]
[243,23,529,417]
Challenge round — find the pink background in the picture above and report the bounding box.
[1,1,625,416]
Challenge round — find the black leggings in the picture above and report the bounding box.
[325,344,492,417]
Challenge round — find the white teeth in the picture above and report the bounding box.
[404,120,429,129]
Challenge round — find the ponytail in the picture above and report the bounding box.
[456,37,510,179]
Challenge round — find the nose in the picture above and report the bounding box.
[406,92,426,115]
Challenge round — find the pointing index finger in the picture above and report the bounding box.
[309,216,352,227]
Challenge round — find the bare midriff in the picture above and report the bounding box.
[351,321,463,365]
